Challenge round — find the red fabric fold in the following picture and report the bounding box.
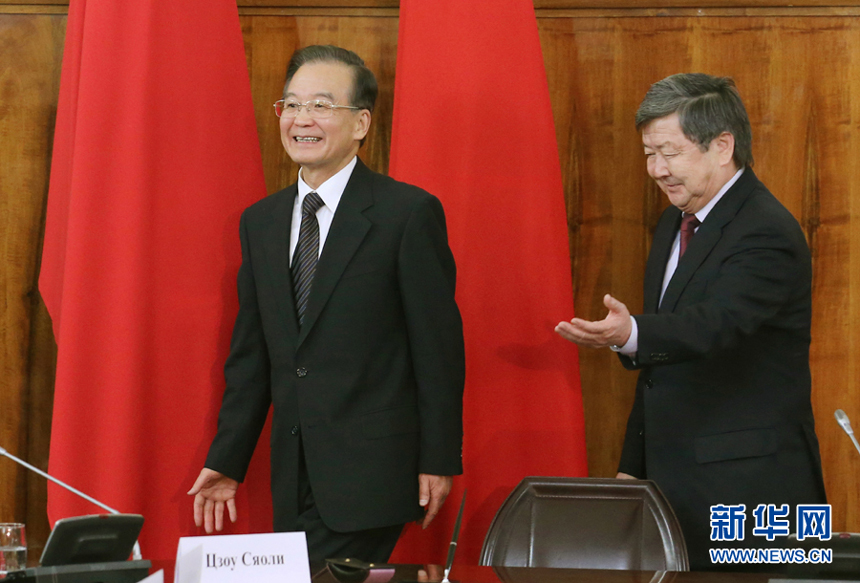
[389,0,588,565]
[40,0,271,562]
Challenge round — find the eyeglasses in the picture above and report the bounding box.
[274,99,362,119]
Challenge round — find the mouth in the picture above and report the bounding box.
[294,136,321,143]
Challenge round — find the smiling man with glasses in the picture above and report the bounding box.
[189,45,465,562]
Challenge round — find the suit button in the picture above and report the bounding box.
[291,426,300,436]
[296,368,307,377]
[645,380,654,389]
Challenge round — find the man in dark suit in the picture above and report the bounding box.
[188,45,465,562]
[556,73,826,571]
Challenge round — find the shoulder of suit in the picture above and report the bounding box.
[366,166,431,197]
[736,174,796,222]
[728,172,808,243]
[362,166,443,210]
[240,184,295,219]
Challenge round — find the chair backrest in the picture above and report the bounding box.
[479,477,689,571]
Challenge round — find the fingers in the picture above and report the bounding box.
[554,320,609,347]
[188,470,208,496]
[555,321,581,343]
[421,488,447,529]
[420,475,452,529]
[204,497,215,533]
[418,565,443,582]
[555,321,583,344]
[199,497,231,533]
[557,314,616,337]
[193,493,205,527]
[568,318,610,334]
[419,475,430,508]
[190,468,239,533]
[604,294,629,316]
[426,565,444,580]
[227,498,238,524]
[604,293,619,310]
[215,497,225,531]
[556,293,631,348]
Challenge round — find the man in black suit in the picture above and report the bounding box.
[188,45,465,562]
[556,74,826,570]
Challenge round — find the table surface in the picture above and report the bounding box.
[307,564,813,583]
[140,560,855,583]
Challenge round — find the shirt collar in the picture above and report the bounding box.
[693,167,744,223]
[297,156,358,211]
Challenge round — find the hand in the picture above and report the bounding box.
[417,564,445,582]
[418,474,452,529]
[188,467,239,533]
[616,472,636,479]
[555,294,632,348]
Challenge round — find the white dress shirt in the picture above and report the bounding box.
[289,156,358,265]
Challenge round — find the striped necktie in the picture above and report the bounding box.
[292,191,324,325]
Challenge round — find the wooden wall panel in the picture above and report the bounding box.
[0,13,64,558]
[539,14,860,531]
[3,0,860,558]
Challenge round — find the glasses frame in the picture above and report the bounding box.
[274,99,362,119]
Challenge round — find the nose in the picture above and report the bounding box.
[649,154,669,178]
[293,105,315,124]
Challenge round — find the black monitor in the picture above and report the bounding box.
[40,514,144,567]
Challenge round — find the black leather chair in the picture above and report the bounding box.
[480,477,689,571]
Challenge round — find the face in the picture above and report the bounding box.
[280,61,370,187]
[642,113,735,214]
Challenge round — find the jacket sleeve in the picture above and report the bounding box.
[397,194,465,476]
[204,210,272,482]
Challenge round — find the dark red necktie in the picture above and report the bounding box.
[679,213,700,258]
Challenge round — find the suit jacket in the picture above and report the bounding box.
[205,159,465,533]
[617,169,826,569]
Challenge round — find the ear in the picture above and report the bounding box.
[713,131,735,166]
[353,110,371,142]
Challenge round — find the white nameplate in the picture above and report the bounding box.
[141,570,164,583]
[174,532,310,583]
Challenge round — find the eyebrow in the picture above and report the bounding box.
[643,141,676,151]
[285,91,337,101]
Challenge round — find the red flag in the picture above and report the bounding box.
[389,0,588,564]
[39,0,270,563]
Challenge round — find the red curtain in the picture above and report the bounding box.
[39,0,271,563]
[388,0,589,565]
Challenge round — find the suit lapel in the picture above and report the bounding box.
[659,169,757,313]
[297,160,373,347]
[262,184,301,341]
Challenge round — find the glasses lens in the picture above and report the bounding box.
[308,101,333,118]
[274,101,337,119]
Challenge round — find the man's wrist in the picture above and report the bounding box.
[610,316,638,355]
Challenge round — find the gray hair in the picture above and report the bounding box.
[635,73,753,168]
[283,45,378,113]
